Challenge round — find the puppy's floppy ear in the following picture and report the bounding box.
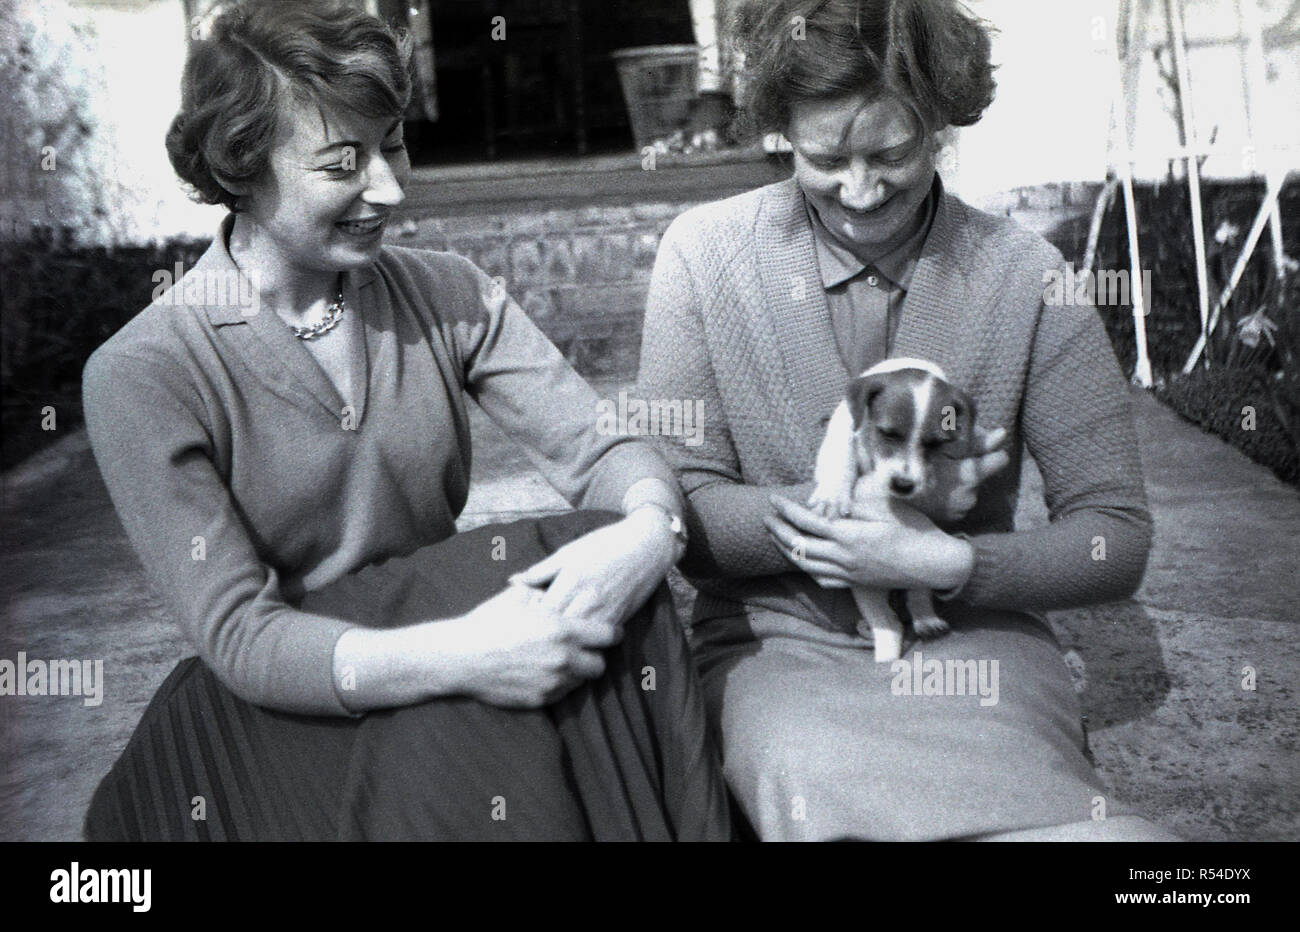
[847,373,889,429]
[940,385,978,457]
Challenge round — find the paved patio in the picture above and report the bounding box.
[0,384,1296,841]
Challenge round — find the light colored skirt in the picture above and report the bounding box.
[692,603,1123,841]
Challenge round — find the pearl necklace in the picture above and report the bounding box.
[291,290,346,340]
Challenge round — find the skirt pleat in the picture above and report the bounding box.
[84,512,731,842]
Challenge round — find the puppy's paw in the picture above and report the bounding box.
[873,643,903,663]
[806,496,836,518]
[912,614,950,639]
[870,627,904,663]
[807,486,851,518]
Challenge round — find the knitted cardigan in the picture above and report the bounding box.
[637,177,1152,629]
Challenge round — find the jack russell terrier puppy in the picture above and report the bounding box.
[808,358,981,662]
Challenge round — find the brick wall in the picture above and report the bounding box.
[975,181,1104,259]
[398,183,1106,379]
[396,202,697,377]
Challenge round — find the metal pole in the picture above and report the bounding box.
[1167,0,1212,345]
[1181,171,1285,373]
[1239,0,1289,280]
[1119,0,1155,388]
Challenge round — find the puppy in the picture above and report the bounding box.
[808,358,979,662]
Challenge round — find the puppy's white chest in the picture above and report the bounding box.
[851,469,901,519]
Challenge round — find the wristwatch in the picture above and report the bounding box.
[630,502,689,553]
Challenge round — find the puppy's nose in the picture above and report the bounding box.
[890,476,915,496]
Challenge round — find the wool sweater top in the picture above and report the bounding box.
[636,177,1152,630]
[82,216,681,715]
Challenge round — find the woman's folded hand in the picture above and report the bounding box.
[338,515,678,712]
[447,584,621,708]
[506,509,678,639]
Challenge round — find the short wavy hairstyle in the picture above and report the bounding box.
[166,0,413,211]
[730,0,996,138]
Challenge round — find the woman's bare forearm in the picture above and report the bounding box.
[331,618,473,713]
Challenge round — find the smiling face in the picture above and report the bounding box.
[789,92,937,254]
[231,94,410,283]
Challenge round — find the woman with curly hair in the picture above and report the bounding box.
[80,0,729,841]
[638,0,1179,840]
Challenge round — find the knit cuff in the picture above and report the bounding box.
[933,532,969,601]
[266,614,361,716]
[584,441,681,516]
[621,475,686,521]
[935,532,1011,606]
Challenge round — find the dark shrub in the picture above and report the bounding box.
[1157,368,1299,485]
[1,234,207,471]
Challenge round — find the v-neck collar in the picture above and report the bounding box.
[194,214,380,424]
[756,175,1003,450]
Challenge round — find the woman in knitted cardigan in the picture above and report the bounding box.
[637,0,1179,840]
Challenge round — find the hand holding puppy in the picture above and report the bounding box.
[781,423,1007,591]
[767,494,977,593]
[778,359,1011,660]
[904,424,1009,522]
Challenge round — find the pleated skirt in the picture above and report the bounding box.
[84,511,732,841]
